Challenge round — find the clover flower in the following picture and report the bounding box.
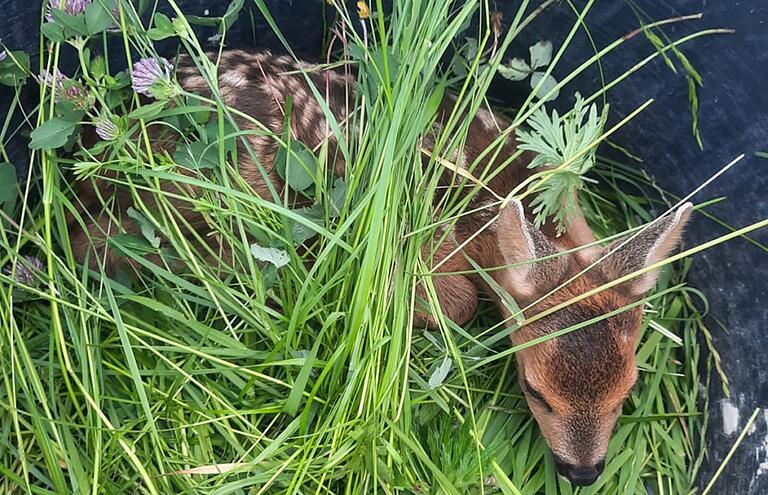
[94,115,120,141]
[38,69,93,109]
[45,0,91,22]
[38,68,65,90]
[4,256,44,286]
[131,57,176,99]
[60,81,85,100]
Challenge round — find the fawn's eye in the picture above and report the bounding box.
[523,377,553,413]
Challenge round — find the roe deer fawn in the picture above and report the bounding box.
[67,50,692,486]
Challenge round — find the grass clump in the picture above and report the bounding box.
[0,1,763,494]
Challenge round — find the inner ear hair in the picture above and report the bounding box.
[602,203,693,296]
[496,199,569,298]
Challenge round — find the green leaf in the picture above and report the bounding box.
[126,207,161,249]
[420,81,445,129]
[184,15,218,27]
[155,12,173,31]
[262,264,278,289]
[428,356,453,389]
[147,12,175,40]
[90,55,106,80]
[0,163,18,211]
[173,141,219,170]
[328,178,347,218]
[173,121,237,169]
[0,50,30,86]
[350,45,400,102]
[28,118,77,150]
[250,243,290,268]
[463,37,479,62]
[284,344,320,416]
[109,233,158,256]
[289,204,324,245]
[41,22,66,42]
[183,0,244,34]
[530,71,559,102]
[201,120,237,146]
[221,0,245,33]
[127,100,167,120]
[529,40,553,70]
[516,94,608,233]
[51,9,88,37]
[146,29,167,40]
[55,99,86,123]
[275,140,318,192]
[497,57,531,81]
[84,0,115,35]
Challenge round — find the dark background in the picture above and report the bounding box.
[2,1,766,492]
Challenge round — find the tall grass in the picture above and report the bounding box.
[0,1,764,493]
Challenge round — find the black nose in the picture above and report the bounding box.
[553,456,605,486]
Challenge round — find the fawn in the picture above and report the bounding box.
[67,50,692,486]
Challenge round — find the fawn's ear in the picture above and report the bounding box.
[496,199,569,299]
[601,203,693,296]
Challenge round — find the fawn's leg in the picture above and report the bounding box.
[413,232,479,328]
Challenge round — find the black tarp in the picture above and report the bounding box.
[2,1,766,492]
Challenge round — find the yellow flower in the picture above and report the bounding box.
[357,1,369,20]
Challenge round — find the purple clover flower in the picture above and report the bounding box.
[131,57,174,98]
[38,68,66,91]
[95,116,119,141]
[45,0,91,22]
[60,82,85,100]
[37,69,93,109]
[4,256,44,286]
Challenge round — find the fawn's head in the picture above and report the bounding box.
[495,200,692,486]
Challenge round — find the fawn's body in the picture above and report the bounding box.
[68,50,691,486]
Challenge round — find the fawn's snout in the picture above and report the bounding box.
[554,455,605,486]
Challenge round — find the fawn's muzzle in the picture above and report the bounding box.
[554,455,605,486]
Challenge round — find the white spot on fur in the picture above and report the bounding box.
[721,399,741,436]
[221,71,247,88]
[476,108,497,131]
[182,76,206,91]
[449,147,467,171]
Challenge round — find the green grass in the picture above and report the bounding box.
[0,1,764,494]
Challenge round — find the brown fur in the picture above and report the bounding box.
[66,50,693,485]
[67,51,354,271]
[445,197,691,483]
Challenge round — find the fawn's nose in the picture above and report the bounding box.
[553,456,605,486]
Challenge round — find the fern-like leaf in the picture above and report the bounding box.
[517,94,609,234]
